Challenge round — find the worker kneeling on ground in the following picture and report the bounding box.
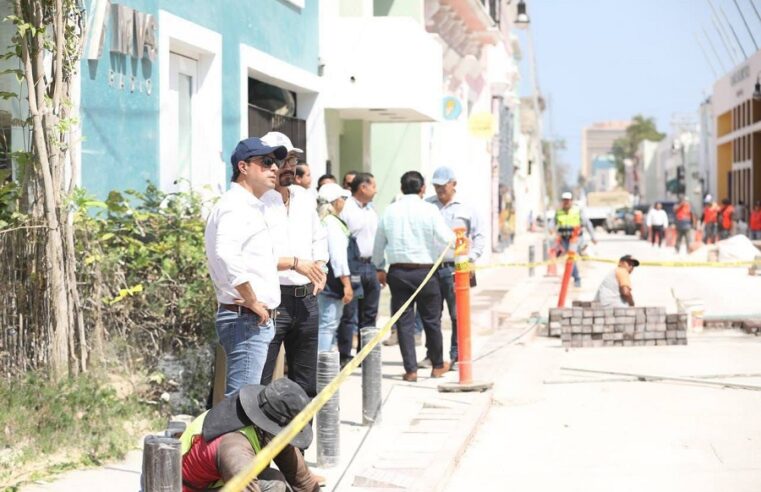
[180,378,320,492]
[594,255,640,308]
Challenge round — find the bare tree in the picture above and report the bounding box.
[8,0,86,378]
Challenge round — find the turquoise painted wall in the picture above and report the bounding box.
[371,122,421,213]
[80,0,319,198]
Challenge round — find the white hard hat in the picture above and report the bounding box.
[260,131,304,154]
[561,192,573,200]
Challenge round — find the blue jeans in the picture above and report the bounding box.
[215,307,275,397]
[438,266,458,361]
[338,263,380,359]
[560,238,580,282]
[751,230,761,240]
[318,294,343,352]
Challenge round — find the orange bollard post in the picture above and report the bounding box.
[545,239,558,277]
[438,228,493,393]
[556,228,579,308]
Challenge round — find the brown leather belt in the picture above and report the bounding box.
[219,303,278,320]
[390,263,434,270]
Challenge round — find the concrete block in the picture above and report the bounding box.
[646,307,660,316]
[644,332,659,340]
[614,340,624,346]
[593,317,605,325]
[593,309,604,317]
[561,333,572,342]
[614,324,626,333]
[655,323,667,332]
[614,308,628,316]
[678,339,688,345]
[646,322,658,331]
[604,325,614,333]
[571,340,582,348]
[667,339,679,345]
[582,318,593,326]
[666,314,679,323]
[582,340,594,347]
[591,333,603,340]
[572,307,583,317]
[613,332,624,341]
[645,340,656,346]
[676,331,687,339]
[623,340,634,347]
[572,334,583,341]
[666,331,678,340]
[592,339,604,347]
[635,323,646,332]
[655,339,667,346]
[581,326,592,334]
[603,333,615,341]
[592,324,604,334]
[549,309,562,321]
[571,317,582,325]
[561,309,573,318]
[634,332,645,340]
[583,309,594,318]
[549,321,561,329]
[604,340,615,347]
[635,311,646,324]
[678,314,688,322]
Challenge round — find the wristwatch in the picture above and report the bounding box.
[319,263,329,274]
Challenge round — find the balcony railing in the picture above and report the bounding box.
[248,105,307,160]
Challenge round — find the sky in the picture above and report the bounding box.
[516,0,760,185]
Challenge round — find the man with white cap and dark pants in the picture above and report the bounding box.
[553,192,596,288]
[423,166,485,369]
[259,131,328,398]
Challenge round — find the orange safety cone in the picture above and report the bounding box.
[438,228,493,393]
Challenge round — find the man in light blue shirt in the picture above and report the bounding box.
[426,166,485,368]
[372,171,455,382]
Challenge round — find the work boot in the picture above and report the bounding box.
[417,357,432,368]
[382,330,398,346]
[431,362,451,378]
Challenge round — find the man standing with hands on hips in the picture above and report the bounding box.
[426,166,485,370]
[204,137,288,397]
[259,131,328,398]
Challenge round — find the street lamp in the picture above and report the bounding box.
[515,0,530,26]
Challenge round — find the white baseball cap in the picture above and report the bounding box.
[318,183,350,204]
[260,131,304,154]
[561,192,573,200]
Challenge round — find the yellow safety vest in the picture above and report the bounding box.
[555,207,581,238]
[180,410,262,488]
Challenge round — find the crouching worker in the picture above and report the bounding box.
[180,378,320,492]
[594,255,640,308]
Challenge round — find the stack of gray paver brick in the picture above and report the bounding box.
[548,301,688,348]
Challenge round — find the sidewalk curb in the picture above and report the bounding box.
[409,391,492,492]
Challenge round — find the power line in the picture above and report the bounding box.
[695,32,720,78]
[707,0,741,64]
[702,27,728,72]
[719,3,749,59]
[748,0,761,27]
[733,0,758,50]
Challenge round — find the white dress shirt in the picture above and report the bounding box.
[426,195,485,262]
[263,185,329,286]
[372,195,455,270]
[340,196,378,259]
[646,208,669,227]
[204,183,280,308]
[323,214,351,278]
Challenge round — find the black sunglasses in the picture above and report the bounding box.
[247,156,283,169]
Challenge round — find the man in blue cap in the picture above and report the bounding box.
[424,166,485,369]
[205,137,288,397]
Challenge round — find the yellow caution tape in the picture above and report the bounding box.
[465,255,761,271]
[221,242,453,492]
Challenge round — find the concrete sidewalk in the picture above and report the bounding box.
[20,233,550,492]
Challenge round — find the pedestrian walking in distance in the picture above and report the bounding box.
[750,201,761,240]
[701,197,719,245]
[594,255,639,308]
[317,183,363,352]
[204,137,287,397]
[646,202,668,247]
[718,198,736,240]
[259,131,328,398]
[373,171,455,382]
[674,196,693,254]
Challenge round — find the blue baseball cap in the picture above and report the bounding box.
[432,166,456,185]
[230,137,288,167]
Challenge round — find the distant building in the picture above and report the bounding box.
[591,155,617,192]
[580,120,631,180]
[712,48,761,207]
